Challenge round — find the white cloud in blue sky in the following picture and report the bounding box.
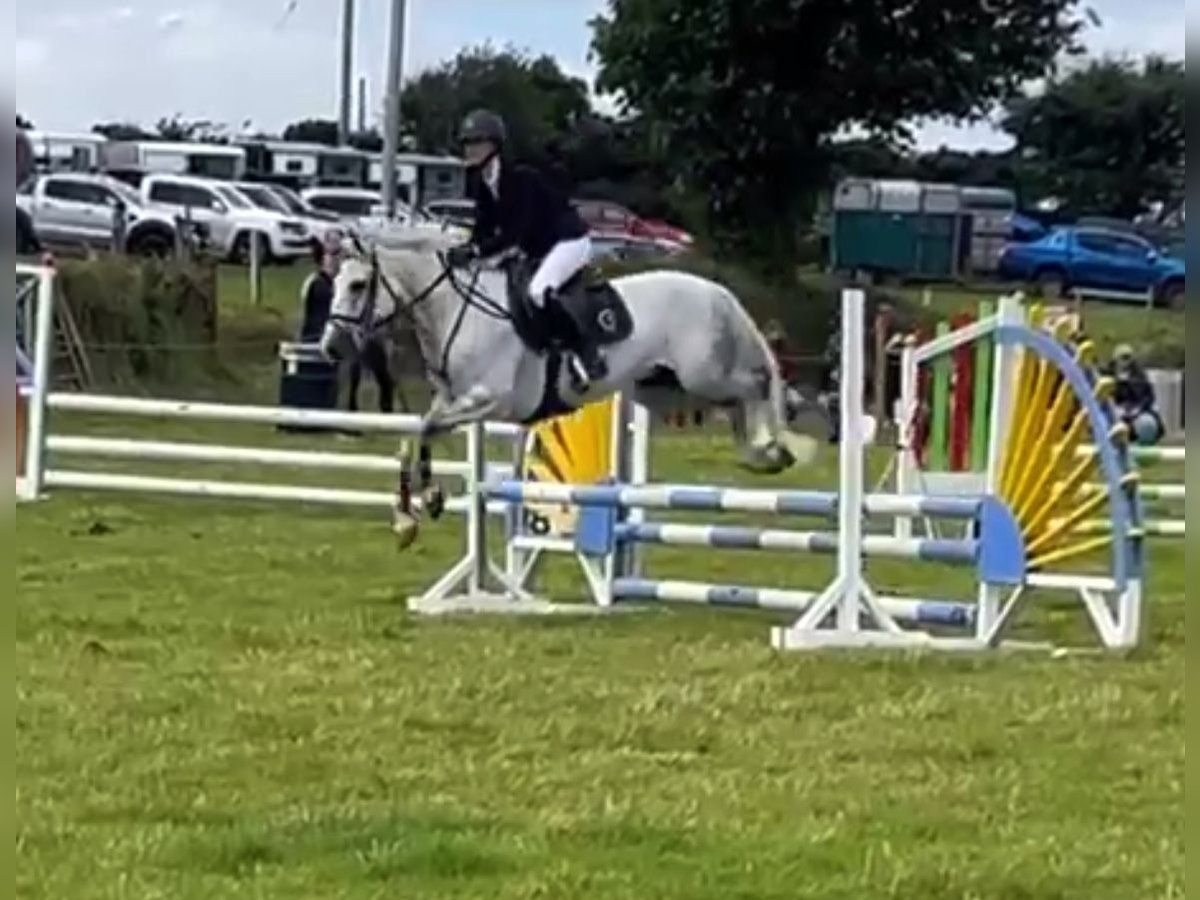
[15,0,1185,151]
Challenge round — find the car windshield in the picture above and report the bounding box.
[105,179,142,208]
[238,185,288,213]
[268,186,309,216]
[215,185,251,210]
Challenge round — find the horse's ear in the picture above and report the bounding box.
[349,231,367,257]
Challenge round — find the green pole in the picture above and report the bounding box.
[928,320,950,471]
[970,301,994,471]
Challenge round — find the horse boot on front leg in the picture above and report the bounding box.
[545,287,607,392]
[392,441,421,551]
[417,442,445,520]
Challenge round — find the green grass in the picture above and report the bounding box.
[15,262,1184,898]
[17,424,1184,900]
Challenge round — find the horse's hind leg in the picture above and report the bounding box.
[674,357,814,474]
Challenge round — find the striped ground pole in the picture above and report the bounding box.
[616,522,978,565]
[489,481,983,521]
[611,579,976,628]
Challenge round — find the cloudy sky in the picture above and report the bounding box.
[16,0,1186,151]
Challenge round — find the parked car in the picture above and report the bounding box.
[140,175,310,263]
[573,198,694,249]
[300,186,435,240]
[422,198,476,229]
[235,181,342,246]
[17,172,181,256]
[997,226,1185,307]
[591,233,686,263]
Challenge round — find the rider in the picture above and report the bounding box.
[446,108,607,391]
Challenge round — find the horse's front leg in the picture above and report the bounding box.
[392,438,421,550]
[422,385,500,435]
[392,438,447,548]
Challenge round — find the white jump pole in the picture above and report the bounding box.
[20,266,57,502]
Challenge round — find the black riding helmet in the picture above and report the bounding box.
[459,109,507,147]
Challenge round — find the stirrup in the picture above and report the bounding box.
[566,354,593,391]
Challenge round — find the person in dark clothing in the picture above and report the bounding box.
[445,108,606,392]
[1105,344,1156,413]
[1103,343,1162,443]
[298,235,339,342]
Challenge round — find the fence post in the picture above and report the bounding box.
[249,232,263,308]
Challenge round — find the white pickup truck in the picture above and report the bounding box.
[16,173,180,256]
[139,175,311,263]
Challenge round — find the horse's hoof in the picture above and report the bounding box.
[422,486,446,521]
[392,513,420,551]
[780,432,819,467]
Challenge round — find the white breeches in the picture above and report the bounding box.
[528,236,592,306]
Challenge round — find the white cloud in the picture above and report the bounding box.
[15,38,50,71]
[50,13,83,31]
[157,12,186,33]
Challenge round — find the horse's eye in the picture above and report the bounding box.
[348,279,368,293]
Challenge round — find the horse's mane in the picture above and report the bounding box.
[369,226,462,258]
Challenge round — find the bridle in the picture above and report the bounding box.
[333,234,517,385]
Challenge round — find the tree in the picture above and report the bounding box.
[92,121,154,141]
[282,118,340,146]
[1002,56,1185,217]
[401,44,591,164]
[348,130,384,152]
[152,116,228,143]
[591,0,1089,263]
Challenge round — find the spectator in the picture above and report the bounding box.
[1106,344,1155,413]
[299,233,342,342]
[1103,344,1163,444]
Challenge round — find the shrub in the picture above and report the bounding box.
[53,255,221,387]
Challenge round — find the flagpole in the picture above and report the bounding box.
[338,0,355,144]
[381,0,407,217]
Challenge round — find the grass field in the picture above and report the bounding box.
[15,264,1185,899]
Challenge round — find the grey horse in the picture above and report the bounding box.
[320,229,815,548]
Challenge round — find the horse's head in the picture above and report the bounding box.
[320,226,490,366]
[319,233,382,364]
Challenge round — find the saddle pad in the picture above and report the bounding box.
[566,283,633,348]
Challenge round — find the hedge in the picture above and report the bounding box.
[53,255,221,387]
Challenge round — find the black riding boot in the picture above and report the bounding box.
[545,289,608,391]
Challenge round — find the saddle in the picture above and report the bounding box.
[502,256,633,355]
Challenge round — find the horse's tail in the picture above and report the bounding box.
[718,286,788,431]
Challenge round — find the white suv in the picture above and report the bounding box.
[140,175,310,263]
[300,187,439,240]
[234,182,342,246]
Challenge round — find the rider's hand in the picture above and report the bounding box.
[446,243,478,268]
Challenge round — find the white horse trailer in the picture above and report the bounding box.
[101,141,247,183]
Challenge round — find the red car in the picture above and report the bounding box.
[573,198,693,249]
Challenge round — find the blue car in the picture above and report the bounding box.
[998,226,1185,307]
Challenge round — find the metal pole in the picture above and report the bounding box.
[249,233,263,308]
[25,267,59,500]
[338,0,355,144]
[380,0,407,217]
